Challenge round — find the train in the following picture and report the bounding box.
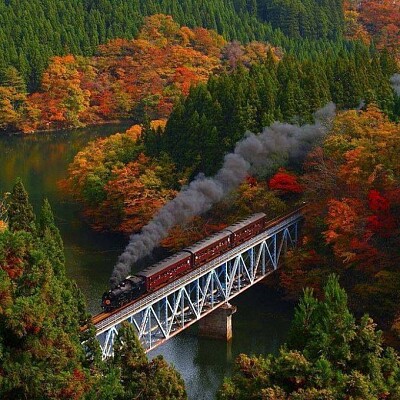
[101,208,303,312]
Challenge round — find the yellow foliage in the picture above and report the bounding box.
[125,125,142,140]
[150,119,167,131]
[0,220,7,232]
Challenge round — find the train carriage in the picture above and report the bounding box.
[102,207,306,311]
[226,213,266,247]
[184,230,232,266]
[137,251,192,292]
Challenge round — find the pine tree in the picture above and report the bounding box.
[218,275,400,399]
[37,198,65,276]
[113,322,187,400]
[7,178,35,233]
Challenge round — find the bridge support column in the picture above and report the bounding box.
[198,303,237,340]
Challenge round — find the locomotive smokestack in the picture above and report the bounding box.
[110,103,336,288]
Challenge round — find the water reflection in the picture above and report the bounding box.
[0,125,131,314]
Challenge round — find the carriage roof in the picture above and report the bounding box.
[184,230,231,254]
[137,251,191,278]
[225,213,265,234]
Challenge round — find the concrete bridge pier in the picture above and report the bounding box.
[198,303,237,341]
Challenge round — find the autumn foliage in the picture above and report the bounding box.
[281,106,400,341]
[269,168,303,194]
[345,0,400,58]
[1,14,279,133]
[63,122,180,232]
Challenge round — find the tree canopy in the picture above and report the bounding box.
[0,180,187,399]
[218,275,400,399]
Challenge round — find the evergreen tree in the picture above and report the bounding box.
[37,198,65,276]
[218,275,400,399]
[7,178,35,233]
[0,181,188,399]
[113,322,187,400]
[0,0,347,90]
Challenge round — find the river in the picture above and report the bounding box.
[0,125,293,400]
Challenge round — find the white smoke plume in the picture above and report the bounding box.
[391,74,400,96]
[110,103,336,287]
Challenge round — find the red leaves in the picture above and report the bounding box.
[351,0,400,55]
[269,169,303,194]
[367,215,396,237]
[368,190,390,213]
[17,16,226,132]
[367,189,397,238]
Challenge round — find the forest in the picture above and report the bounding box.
[1,0,400,398]
[0,0,344,90]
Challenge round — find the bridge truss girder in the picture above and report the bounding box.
[96,215,301,359]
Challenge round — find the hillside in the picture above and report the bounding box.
[0,0,344,89]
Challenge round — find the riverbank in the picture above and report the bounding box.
[0,118,135,136]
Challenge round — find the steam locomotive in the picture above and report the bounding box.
[102,209,302,312]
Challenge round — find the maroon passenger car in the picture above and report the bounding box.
[226,213,266,246]
[138,251,191,292]
[184,230,232,266]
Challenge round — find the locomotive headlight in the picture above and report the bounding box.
[105,299,111,305]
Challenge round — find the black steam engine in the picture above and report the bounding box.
[102,275,146,312]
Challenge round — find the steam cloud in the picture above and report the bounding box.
[391,74,400,96]
[110,103,336,287]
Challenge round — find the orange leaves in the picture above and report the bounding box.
[27,55,90,130]
[305,108,400,272]
[324,198,379,267]
[344,0,400,57]
[0,220,7,232]
[102,155,177,233]
[65,132,179,233]
[344,9,371,44]
[16,16,226,132]
[325,198,362,240]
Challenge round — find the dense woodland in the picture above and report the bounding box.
[0,0,398,95]
[0,0,344,90]
[1,0,399,133]
[0,181,187,399]
[1,0,400,398]
[218,276,400,399]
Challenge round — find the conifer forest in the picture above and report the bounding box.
[0,0,400,399]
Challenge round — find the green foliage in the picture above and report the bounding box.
[0,202,89,398]
[7,178,35,233]
[146,48,395,177]
[113,322,187,400]
[0,180,187,399]
[0,0,345,90]
[218,275,400,399]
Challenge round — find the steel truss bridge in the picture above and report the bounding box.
[93,210,303,359]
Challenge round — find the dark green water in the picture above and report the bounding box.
[0,126,293,399]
